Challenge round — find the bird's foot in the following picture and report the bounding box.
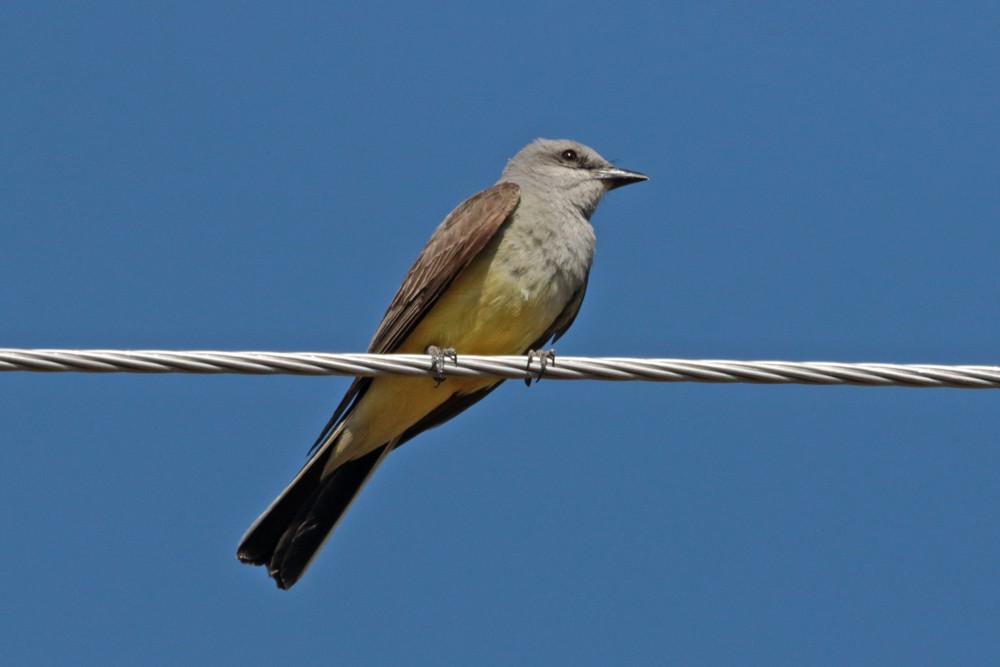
[525,349,556,386]
[426,345,458,386]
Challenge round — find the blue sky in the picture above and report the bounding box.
[2,2,998,665]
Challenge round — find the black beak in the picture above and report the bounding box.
[593,166,649,189]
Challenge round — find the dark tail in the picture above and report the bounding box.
[236,444,390,589]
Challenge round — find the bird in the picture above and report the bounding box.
[236,138,647,588]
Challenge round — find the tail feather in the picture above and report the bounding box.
[235,454,327,567]
[237,444,391,589]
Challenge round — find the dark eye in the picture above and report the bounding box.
[561,149,578,162]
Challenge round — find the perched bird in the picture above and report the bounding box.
[237,138,647,588]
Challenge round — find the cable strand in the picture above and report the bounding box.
[0,349,997,389]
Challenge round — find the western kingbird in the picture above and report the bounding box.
[237,138,647,588]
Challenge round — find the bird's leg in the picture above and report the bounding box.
[426,345,458,386]
[524,349,556,386]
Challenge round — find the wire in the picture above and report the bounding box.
[1,349,997,389]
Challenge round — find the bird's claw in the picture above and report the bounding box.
[426,345,458,386]
[525,349,556,386]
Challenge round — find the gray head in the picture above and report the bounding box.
[499,138,647,218]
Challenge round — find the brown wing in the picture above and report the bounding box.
[307,182,521,455]
[367,182,521,354]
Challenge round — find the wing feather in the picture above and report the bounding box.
[368,182,521,354]
[307,182,520,455]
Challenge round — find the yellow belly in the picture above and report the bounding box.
[401,241,567,355]
[334,242,569,459]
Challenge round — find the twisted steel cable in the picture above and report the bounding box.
[1,349,997,389]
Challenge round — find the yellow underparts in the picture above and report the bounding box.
[330,241,569,464]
